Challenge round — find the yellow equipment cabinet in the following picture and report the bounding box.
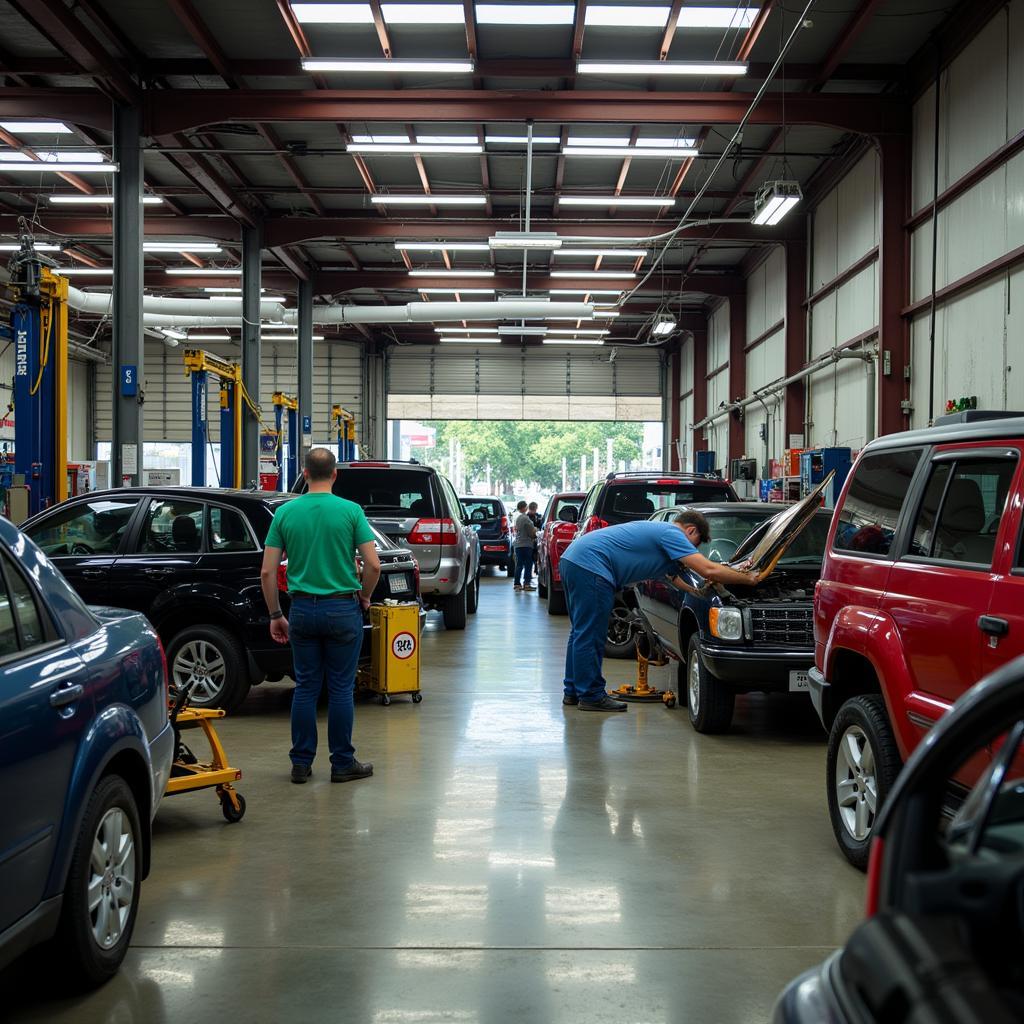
[359,602,422,706]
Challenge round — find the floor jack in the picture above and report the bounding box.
[610,608,677,708]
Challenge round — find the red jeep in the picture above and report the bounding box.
[537,491,586,615]
[811,411,1024,868]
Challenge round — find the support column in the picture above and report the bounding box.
[728,291,747,464]
[241,222,263,484]
[669,346,681,470]
[784,238,808,446]
[297,278,313,466]
[692,323,708,460]
[878,135,911,437]
[111,104,144,487]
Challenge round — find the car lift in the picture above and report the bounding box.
[332,404,358,461]
[184,348,243,488]
[272,391,298,489]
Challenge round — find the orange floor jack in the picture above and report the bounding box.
[611,620,677,708]
[165,682,246,822]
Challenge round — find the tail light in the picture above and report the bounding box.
[409,518,458,545]
[583,515,608,534]
[864,838,884,916]
[499,515,509,534]
[277,560,289,593]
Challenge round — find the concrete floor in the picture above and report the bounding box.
[2,572,864,1023]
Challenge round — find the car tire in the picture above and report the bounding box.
[604,603,637,659]
[547,582,567,616]
[826,694,902,871]
[442,580,468,630]
[683,635,734,734]
[466,570,480,614]
[167,624,250,713]
[54,775,142,989]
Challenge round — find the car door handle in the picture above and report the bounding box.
[49,683,85,708]
[978,615,1009,637]
[81,568,106,579]
[142,568,173,579]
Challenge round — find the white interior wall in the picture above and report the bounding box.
[909,0,1024,426]
[704,303,730,469]
[744,248,786,473]
[677,334,694,470]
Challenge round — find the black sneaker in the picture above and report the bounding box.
[578,696,628,713]
[562,695,579,706]
[331,759,374,783]
[291,764,312,784]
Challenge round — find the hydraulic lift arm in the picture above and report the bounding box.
[184,348,243,489]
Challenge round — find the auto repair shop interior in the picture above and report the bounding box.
[1,1,1024,1022]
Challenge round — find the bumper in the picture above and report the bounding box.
[478,541,510,564]
[148,719,175,817]
[699,641,814,690]
[808,665,828,724]
[421,554,467,597]
[772,954,847,1024]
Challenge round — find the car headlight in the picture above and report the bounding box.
[709,607,743,641]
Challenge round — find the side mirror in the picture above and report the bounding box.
[560,506,579,524]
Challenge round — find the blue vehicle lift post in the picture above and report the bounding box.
[332,404,357,461]
[272,392,298,489]
[184,349,243,488]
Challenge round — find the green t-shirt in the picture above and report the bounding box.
[265,493,375,595]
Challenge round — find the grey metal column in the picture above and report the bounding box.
[111,104,144,486]
[241,222,263,484]
[297,278,313,464]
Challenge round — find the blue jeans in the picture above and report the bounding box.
[561,560,616,703]
[289,596,363,770]
[514,545,534,586]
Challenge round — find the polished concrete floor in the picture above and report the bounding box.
[2,572,864,1023]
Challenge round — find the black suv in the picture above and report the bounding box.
[22,488,419,712]
[573,471,740,656]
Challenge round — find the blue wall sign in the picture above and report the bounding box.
[121,365,138,397]
[302,415,312,433]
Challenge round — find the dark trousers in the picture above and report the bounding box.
[514,545,534,586]
[561,560,616,703]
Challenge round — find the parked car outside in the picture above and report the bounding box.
[0,516,173,987]
[460,495,512,574]
[23,488,420,712]
[811,411,1024,868]
[572,472,740,656]
[773,654,1024,1023]
[632,502,833,733]
[295,461,481,630]
[536,491,586,615]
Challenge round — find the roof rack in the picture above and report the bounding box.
[604,470,719,481]
[932,410,1024,426]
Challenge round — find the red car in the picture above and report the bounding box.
[810,410,1024,868]
[537,492,586,615]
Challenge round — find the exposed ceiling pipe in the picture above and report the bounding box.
[66,285,287,321]
[281,300,594,325]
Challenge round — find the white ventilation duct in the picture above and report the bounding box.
[66,286,286,322]
[283,300,595,325]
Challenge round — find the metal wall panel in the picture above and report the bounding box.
[745,246,785,341]
[812,188,839,290]
[912,82,938,212]
[1008,151,1024,252]
[744,330,784,464]
[807,356,873,451]
[678,393,693,470]
[836,152,880,271]
[679,334,693,395]
[809,291,838,359]
[1007,268,1024,408]
[1012,1,1024,137]
[707,303,729,370]
[835,263,879,343]
[942,169,1007,287]
[705,368,730,467]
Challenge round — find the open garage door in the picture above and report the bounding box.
[387,345,663,421]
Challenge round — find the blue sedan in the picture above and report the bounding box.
[0,516,173,987]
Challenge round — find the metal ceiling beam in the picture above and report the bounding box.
[157,134,258,227]
[810,0,886,91]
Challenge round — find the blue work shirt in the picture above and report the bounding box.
[561,520,698,589]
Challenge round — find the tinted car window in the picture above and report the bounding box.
[209,506,256,553]
[27,498,139,556]
[0,572,18,658]
[138,499,204,554]
[910,462,952,556]
[833,449,923,556]
[700,511,830,565]
[462,499,502,521]
[928,458,1015,566]
[335,469,435,516]
[600,483,731,524]
[3,553,44,647]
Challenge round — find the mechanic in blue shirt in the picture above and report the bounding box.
[560,510,759,712]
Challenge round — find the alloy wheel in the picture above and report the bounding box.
[173,639,227,705]
[688,652,700,714]
[88,808,136,950]
[834,725,878,841]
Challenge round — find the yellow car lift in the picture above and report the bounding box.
[184,348,244,489]
[272,391,299,489]
[332,404,358,461]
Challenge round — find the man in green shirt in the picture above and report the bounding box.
[260,447,381,784]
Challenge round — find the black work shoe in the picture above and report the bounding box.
[291,764,312,784]
[331,759,374,783]
[578,696,628,712]
[562,695,579,706]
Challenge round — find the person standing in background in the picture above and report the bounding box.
[513,500,538,592]
[528,501,543,572]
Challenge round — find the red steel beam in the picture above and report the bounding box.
[669,344,681,469]
[784,240,807,443]
[728,288,747,460]
[691,324,708,457]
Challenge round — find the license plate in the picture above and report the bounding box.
[388,574,410,594]
[483,545,504,551]
[789,670,810,693]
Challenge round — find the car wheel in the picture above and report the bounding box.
[826,694,902,870]
[604,604,637,659]
[683,635,734,734]
[167,624,249,713]
[466,570,480,614]
[547,580,567,615]
[538,570,548,599]
[54,775,142,988]
[442,580,468,630]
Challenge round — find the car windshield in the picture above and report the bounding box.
[333,469,435,516]
[700,511,831,565]
[461,498,502,522]
[601,482,730,524]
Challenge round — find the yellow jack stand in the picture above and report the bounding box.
[611,630,677,707]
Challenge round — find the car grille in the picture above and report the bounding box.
[749,604,813,647]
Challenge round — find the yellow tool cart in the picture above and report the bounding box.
[358,601,422,706]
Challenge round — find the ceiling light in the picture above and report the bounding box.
[408,269,495,278]
[678,7,758,29]
[554,248,647,258]
[440,337,502,344]
[184,334,233,341]
[489,232,562,251]
[652,313,676,337]
[549,289,623,297]
[0,241,61,251]
[348,143,483,155]
[144,242,222,253]
[0,121,72,133]
[585,5,669,26]
[47,194,163,205]
[351,134,409,144]
[497,326,547,336]
[302,58,474,73]
[204,287,278,293]
[372,194,486,206]
[476,4,574,25]
[0,161,117,173]
[550,271,636,280]
[262,324,302,330]
[558,196,675,208]
[752,180,803,226]
[252,335,325,341]
[563,136,697,149]
[485,135,561,145]
[419,288,495,295]
[547,328,610,336]
[396,242,491,252]
[52,267,112,275]
[166,268,240,276]
[594,310,621,317]
[542,339,605,346]
[436,327,499,334]
[381,2,463,22]
[563,145,699,158]
[28,150,106,163]
[577,60,747,76]
[291,3,373,22]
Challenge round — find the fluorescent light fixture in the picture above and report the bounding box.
[184,334,232,341]
[165,268,240,276]
[47,194,163,205]
[440,337,502,344]
[563,145,698,158]
[36,150,106,163]
[550,289,623,297]
[752,180,803,226]
[497,326,547,336]
[416,135,479,145]
[678,7,758,29]
[348,143,483,155]
[291,3,373,22]
[542,339,605,346]
[585,5,669,26]
[257,296,287,303]
[547,328,610,336]
[408,269,495,278]
[395,242,491,252]
[203,287,277,293]
[558,196,675,208]
[302,58,474,73]
[652,313,676,337]
[351,134,409,144]
[252,335,325,341]
[489,232,562,251]
[564,136,696,149]
[161,328,188,340]
[52,267,113,275]
[485,135,561,145]
[0,241,61,251]
[0,121,71,133]
[436,327,499,334]
[372,194,487,206]
[144,242,222,253]
[0,161,117,173]
[381,3,463,22]
[262,324,303,330]
[419,288,494,295]
[550,271,637,280]
[577,60,747,76]
[554,248,647,258]
[594,310,621,317]
[476,4,574,25]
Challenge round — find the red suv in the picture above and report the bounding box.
[811,411,1024,868]
[537,491,586,615]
